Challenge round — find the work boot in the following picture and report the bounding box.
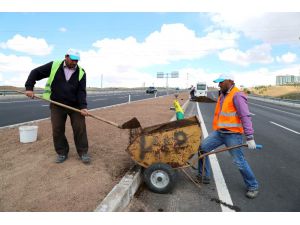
[81,153,91,164]
[55,154,68,163]
[196,174,210,184]
[245,190,259,199]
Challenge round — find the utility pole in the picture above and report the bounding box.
[186,73,189,89]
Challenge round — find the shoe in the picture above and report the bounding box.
[81,153,91,164]
[55,154,68,163]
[246,190,259,199]
[196,174,210,184]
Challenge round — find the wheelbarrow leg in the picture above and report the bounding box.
[201,157,206,183]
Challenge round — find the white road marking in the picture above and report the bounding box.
[249,102,300,117]
[196,103,234,212]
[92,98,106,101]
[0,100,42,104]
[270,121,300,135]
[41,105,49,107]
[249,112,255,116]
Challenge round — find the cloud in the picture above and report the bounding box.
[81,23,239,87]
[210,12,300,45]
[276,52,297,64]
[91,24,238,68]
[59,27,67,32]
[0,34,53,56]
[0,53,41,87]
[218,44,274,66]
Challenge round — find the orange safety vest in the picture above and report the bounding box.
[213,86,244,133]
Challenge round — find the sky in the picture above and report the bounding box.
[1,2,300,89]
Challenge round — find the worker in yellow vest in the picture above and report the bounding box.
[197,74,259,199]
[25,49,90,164]
[173,94,184,120]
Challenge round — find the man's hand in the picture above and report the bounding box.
[247,139,256,149]
[25,90,35,99]
[80,109,89,117]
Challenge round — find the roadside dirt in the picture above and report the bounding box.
[249,85,300,97]
[0,92,188,212]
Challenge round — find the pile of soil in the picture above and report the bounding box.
[191,96,216,103]
[0,93,188,211]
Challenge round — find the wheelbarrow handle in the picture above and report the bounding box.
[199,143,263,159]
[256,144,263,149]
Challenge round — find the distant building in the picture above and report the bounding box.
[276,75,300,85]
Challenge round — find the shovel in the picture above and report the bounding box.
[15,90,141,129]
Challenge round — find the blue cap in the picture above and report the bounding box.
[213,74,235,83]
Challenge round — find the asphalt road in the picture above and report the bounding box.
[126,92,300,212]
[0,90,170,127]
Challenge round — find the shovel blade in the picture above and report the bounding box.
[120,117,141,129]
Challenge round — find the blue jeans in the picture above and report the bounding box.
[198,131,259,191]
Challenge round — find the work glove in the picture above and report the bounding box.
[246,139,256,149]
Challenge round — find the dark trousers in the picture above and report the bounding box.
[50,103,88,157]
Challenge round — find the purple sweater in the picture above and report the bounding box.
[219,87,254,138]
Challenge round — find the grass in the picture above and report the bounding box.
[279,92,300,100]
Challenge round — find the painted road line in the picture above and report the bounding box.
[250,112,255,116]
[92,98,106,101]
[196,102,234,212]
[249,102,300,117]
[270,121,300,135]
[0,99,42,104]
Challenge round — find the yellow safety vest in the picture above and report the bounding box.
[42,60,84,100]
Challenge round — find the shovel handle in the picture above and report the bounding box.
[87,114,120,128]
[16,90,120,128]
[17,90,83,113]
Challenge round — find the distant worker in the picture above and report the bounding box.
[197,74,259,199]
[173,94,184,120]
[25,49,91,164]
[190,85,195,100]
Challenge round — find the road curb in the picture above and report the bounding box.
[94,165,142,212]
[94,99,190,212]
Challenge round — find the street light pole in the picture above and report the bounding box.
[157,71,179,95]
[166,73,169,95]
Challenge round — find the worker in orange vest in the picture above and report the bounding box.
[197,74,259,199]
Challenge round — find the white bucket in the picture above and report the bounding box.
[19,126,38,143]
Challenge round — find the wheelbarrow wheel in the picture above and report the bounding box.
[143,163,176,194]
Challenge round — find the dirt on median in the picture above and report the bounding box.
[0,92,188,212]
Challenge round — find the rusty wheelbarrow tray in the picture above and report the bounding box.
[126,116,263,194]
[126,115,202,193]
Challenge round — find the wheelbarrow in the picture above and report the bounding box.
[126,115,202,193]
[126,115,263,194]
